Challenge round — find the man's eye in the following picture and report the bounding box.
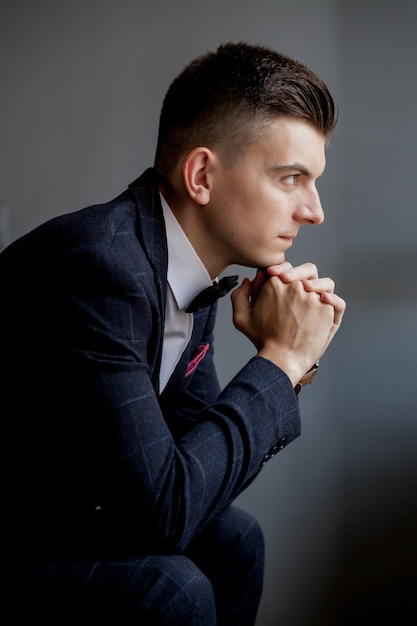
[285,174,298,185]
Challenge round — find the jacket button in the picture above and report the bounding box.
[277,436,288,450]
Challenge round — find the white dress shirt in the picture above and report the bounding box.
[159,194,213,391]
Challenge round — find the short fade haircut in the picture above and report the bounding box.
[154,41,337,178]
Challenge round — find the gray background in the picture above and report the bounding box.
[1,1,416,624]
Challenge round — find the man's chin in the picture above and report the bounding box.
[237,253,286,270]
[265,254,286,267]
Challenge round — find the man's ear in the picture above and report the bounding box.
[182,147,215,205]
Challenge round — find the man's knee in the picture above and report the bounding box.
[184,508,264,625]
[203,505,265,572]
[136,554,216,625]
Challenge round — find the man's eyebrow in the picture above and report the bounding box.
[272,162,310,175]
[272,162,323,180]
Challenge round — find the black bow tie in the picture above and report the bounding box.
[185,275,239,313]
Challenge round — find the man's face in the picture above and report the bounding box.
[205,116,327,270]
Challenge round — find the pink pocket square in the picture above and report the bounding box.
[185,343,210,377]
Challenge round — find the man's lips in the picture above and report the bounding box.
[279,235,295,246]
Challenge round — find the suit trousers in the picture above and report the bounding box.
[1,505,264,625]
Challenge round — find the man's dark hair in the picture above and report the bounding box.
[154,41,337,178]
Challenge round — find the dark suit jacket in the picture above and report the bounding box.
[0,168,301,560]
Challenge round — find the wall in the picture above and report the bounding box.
[334,2,417,623]
[1,1,416,624]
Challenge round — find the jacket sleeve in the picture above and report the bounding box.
[68,351,300,555]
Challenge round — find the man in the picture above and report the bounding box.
[0,42,345,624]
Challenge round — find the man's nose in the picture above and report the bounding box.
[297,188,324,225]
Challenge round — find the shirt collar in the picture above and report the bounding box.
[160,194,213,311]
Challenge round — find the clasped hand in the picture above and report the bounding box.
[231,262,346,387]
